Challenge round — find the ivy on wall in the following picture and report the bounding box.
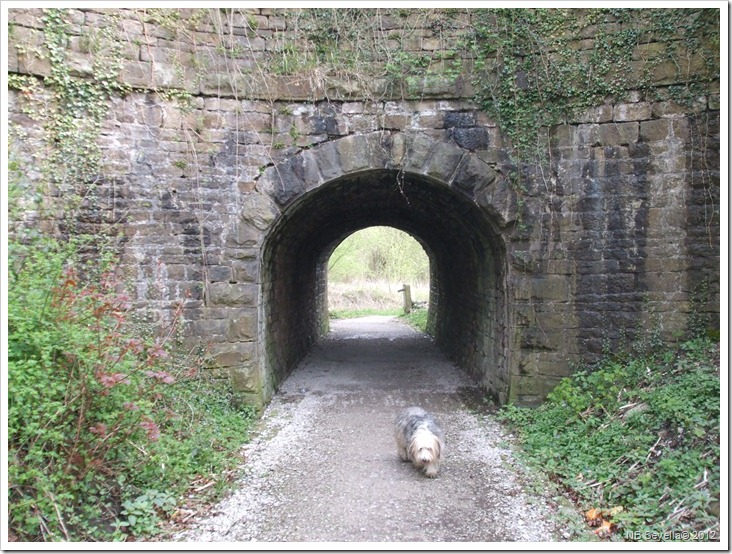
[8,7,720,171]
[468,8,720,161]
[209,7,719,162]
[9,8,130,224]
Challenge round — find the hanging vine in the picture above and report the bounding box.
[468,8,720,163]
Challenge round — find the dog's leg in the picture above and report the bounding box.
[423,463,439,478]
[396,441,410,461]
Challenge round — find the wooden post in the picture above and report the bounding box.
[398,283,412,314]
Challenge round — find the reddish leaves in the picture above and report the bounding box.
[88,423,108,438]
[139,418,160,442]
[95,371,130,389]
[584,506,623,539]
[145,370,175,384]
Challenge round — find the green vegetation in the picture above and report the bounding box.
[328,305,428,335]
[272,7,719,164]
[329,307,401,320]
[11,7,718,174]
[327,227,431,326]
[12,9,131,189]
[469,8,719,162]
[401,306,429,334]
[8,9,259,541]
[328,227,429,285]
[499,338,720,541]
[7,233,255,542]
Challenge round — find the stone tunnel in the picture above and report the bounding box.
[6,8,721,408]
[259,133,512,403]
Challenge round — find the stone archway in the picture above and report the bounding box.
[253,131,519,404]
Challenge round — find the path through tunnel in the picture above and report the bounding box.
[261,168,509,403]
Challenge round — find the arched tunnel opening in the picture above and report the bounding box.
[326,226,431,318]
[260,169,509,403]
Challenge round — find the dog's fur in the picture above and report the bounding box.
[394,406,445,478]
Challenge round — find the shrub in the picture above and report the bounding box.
[8,237,255,541]
[499,338,720,541]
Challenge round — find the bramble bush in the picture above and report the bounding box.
[499,337,720,541]
[8,237,255,541]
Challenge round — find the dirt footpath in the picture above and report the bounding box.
[175,316,567,544]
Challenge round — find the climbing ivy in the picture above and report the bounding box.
[225,7,718,163]
[10,8,720,171]
[43,8,130,182]
[6,6,719,250]
[9,8,130,217]
[467,8,720,162]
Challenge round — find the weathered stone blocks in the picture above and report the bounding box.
[599,121,639,145]
[225,310,258,341]
[613,102,651,122]
[7,7,720,411]
[513,275,572,303]
[208,283,257,306]
[335,134,373,174]
[451,154,498,198]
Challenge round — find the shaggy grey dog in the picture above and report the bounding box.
[394,406,445,478]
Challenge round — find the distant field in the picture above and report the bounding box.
[328,280,429,315]
[327,226,430,322]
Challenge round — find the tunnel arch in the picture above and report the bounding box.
[256,132,519,404]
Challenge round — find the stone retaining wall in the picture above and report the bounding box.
[7,8,720,407]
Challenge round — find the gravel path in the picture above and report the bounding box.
[175,316,565,544]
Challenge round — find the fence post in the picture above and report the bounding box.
[398,283,412,314]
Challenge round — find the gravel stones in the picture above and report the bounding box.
[174,317,565,544]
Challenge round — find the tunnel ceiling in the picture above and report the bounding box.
[267,169,503,262]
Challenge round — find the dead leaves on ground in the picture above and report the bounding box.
[157,468,242,537]
[585,506,623,539]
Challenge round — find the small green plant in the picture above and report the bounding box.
[116,490,177,537]
[384,51,430,80]
[401,306,428,333]
[499,337,720,541]
[158,88,196,114]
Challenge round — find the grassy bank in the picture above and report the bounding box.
[8,238,256,541]
[499,338,721,542]
[328,280,429,312]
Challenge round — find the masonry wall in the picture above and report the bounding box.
[7,8,720,407]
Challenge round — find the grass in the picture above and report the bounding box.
[401,307,429,333]
[328,279,430,333]
[329,307,401,319]
[328,279,429,312]
[498,337,721,542]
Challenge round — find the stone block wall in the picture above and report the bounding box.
[509,99,720,404]
[6,8,720,407]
